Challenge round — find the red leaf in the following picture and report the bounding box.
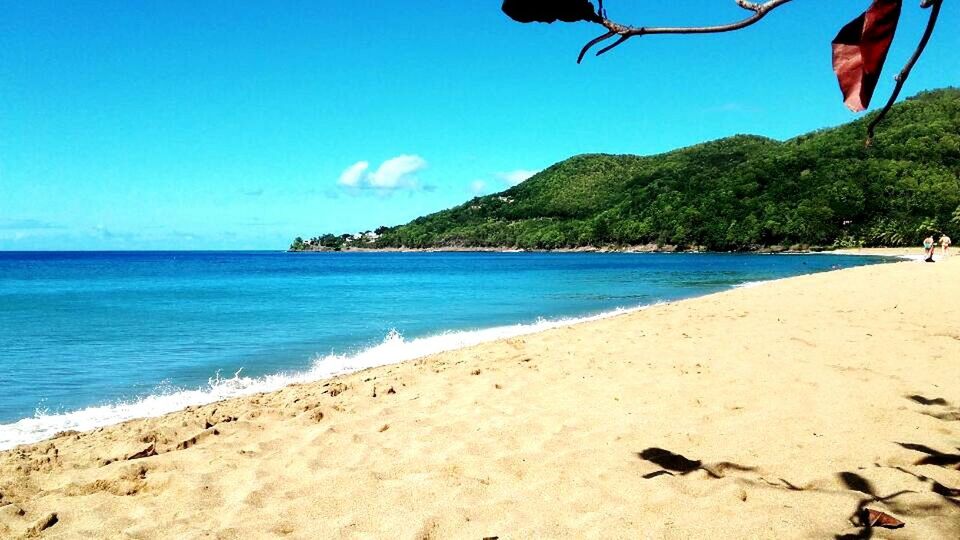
[832,0,903,112]
[863,508,905,529]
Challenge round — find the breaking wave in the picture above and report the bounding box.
[0,304,655,450]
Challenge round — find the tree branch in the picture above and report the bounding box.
[554,0,944,142]
[579,0,794,63]
[866,0,944,144]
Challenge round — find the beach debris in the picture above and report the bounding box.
[379,424,390,432]
[387,386,396,395]
[862,508,905,529]
[471,369,482,375]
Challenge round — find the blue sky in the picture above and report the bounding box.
[2,1,958,250]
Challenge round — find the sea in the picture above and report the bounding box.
[0,251,887,449]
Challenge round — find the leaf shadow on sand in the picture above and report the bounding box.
[907,394,960,421]
[907,394,949,406]
[834,472,914,540]
[892,466,960,506]
[834,457,960,539]
[636,447,755,479]
[897,442,960,468]
[634,445,958,539]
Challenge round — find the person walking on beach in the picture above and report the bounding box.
[941,234,951,257]
[923,235,935,262]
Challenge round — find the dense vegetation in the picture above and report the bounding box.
[294,89,960,251]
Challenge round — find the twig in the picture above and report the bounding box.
[866,0,944,145]
[566,0,943,142]
[578,0,794,63]
[578,31,616,63]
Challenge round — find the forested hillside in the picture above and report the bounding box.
[294,88,960,251]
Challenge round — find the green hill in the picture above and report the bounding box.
[293,88,960,251]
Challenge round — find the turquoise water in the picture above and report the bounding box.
[0,251,885,448]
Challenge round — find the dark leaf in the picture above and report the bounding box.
[502,0,601,24]
[832,0,903,112]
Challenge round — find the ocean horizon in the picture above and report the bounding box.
[0,251,887,449]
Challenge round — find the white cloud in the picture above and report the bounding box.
[497,169,538,186]
[469,180,488,195]
[368,155,427,189]
[338,161,370,187]
[337,155,428,191]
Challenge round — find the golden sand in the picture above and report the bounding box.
[1,253,958,539]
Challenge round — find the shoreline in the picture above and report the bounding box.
[0,304,660,452]
[0,252,900,451]
[289,245,927,257]
[2,255,957,538]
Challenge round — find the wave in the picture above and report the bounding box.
[0,304,657,451]
[733,279,778,289]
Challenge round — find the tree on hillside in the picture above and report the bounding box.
[358,89,960,250]
[501,0,946,142]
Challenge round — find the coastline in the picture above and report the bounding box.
[289,245,928,257]
[2,255,957,538]
[0,252,890,451]
[0,305,660,452]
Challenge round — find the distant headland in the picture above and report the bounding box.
[291,88,960,253]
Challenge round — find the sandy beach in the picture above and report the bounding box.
[1,252,957,539]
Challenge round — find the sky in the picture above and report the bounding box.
[2,1,958,250]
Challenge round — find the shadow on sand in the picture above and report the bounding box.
[632,443,958,539]
[636,447,755,480]
[908,394,960,422]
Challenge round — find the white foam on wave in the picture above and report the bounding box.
[733,276,795,289]
[732,280,767,289]
[0,304,657,451]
